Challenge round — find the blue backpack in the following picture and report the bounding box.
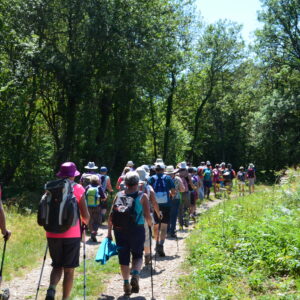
[153,175,168,204]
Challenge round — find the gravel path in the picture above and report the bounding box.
[4,199,222,300]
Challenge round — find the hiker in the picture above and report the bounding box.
[126,161,135,171]
[45,162,90,300]
[212,164,220,196]
[136,166,161,266]
[80,161,100,187]
[219,162,226,188]
[116,167,131,190]
[99,166,113,222]
[0,184,11,241]
[247,163,256,193]
[203,162,213,200]
[197,162,205,201]
[177,162,194,229]
[188,167,199,219]
[166,165,185,238]
[107,171,152,296]
[85,175,106,242]
[223,163,236,195]
[237,166,246,196]
[148,162,176,257]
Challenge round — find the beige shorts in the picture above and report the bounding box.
[248,178,255,186]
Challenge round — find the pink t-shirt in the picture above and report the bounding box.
[46,183,85,238]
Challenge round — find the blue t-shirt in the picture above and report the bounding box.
[148,173,175,207]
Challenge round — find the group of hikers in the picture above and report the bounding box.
[0,159,256,299]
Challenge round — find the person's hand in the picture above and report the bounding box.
[2,229,11,241]
[159,211,163,220]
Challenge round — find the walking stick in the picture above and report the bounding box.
[149,226,154,300]
[0,239,7,284]
[83,225,87,300]
[35,243,48,300]
[154,219,161,268]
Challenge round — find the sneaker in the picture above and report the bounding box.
[123,282,131,296]
[144,254,151,266]
[130,275,140,293]
[45,288,56,300]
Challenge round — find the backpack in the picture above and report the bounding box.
[223,169,233,181]
[203,169,212,181]
[111,191,143,230]
[237,171,245,181]
[86,185,100,207]
[101,175,109,191]
[152,175,168,204]
[247,168,255,178]
[37,179,79,233]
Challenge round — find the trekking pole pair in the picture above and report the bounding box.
[0,238,7,284]
[149,226,154,300]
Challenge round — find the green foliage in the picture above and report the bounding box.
[180,171,300,299]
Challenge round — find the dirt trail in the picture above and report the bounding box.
[4,199,222,300]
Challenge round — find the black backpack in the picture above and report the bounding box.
[111,191,143,230]
[37,179,79,233]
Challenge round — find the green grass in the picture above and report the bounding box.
[179,169,300,299]
[0,206,46,281]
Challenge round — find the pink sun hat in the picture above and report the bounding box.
[56,162,80,178]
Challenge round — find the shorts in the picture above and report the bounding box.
[100,199,107,209]
[114,225,145,266]
[248,178,255,186]
[154,205,170,224]
[47,237,81,268]
[203,180,212,188]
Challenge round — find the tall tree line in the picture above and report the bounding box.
[0,0,299,196]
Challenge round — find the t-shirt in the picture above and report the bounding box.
[46,183,85,239]
[203,169,212,181]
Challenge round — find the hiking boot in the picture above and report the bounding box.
[170,233,177,238]
[91,232,97,242]
[45,288,55,300]
[144,254,151,266]
[123,282,131,296]
[130,275,140,293]
[0,289,10,300]
[156,244,165,257]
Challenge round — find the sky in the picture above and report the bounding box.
[195,0,263,42]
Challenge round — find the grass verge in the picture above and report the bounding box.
[179,169,300,299]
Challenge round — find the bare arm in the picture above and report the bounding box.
[107,194,118,239]
[149,188,160,217]
[106,178,113,193]
[0,201,10,241]
[79,194,90,226]
[141,194,152,227]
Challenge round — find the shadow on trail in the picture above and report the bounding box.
[139,267,165,278]
[156,254,180,261]
[98,295,146,300]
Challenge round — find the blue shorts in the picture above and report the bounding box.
[203,180,212,188]
[114,225,145,266]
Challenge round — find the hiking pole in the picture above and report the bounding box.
[35,243,48,300]
[149,226,154,300]
[83,224,87,300]
[0,239,7,284]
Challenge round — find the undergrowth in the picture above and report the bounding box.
[179,169,300,299]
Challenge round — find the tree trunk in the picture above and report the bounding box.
[163,72,176,162]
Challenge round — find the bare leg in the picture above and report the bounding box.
[62,268,75,299]
[49,267,63,286]
[120,265,130,280]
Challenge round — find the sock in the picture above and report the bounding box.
[132,270,139,276]
[124,279,129,284]
[49,284,56,291]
